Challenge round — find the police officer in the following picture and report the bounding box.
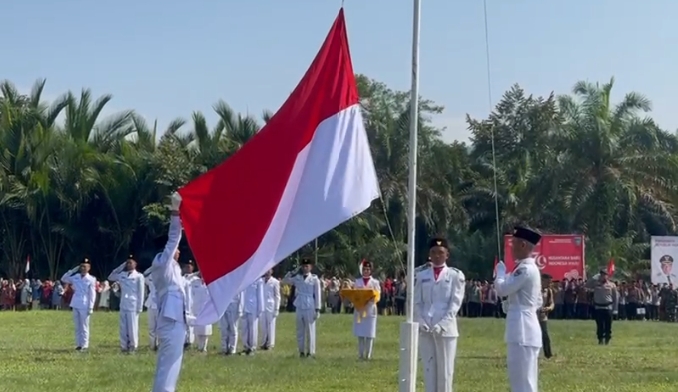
[585,269,618,344]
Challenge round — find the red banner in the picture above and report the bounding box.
[503,234,586,280]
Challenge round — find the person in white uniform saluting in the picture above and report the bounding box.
[494,226,543,392]
[413,237,466,392]
[61,259,97,351]
[260,269,281,351]
[282,258,322,358]
[108,255,145,353]
[150,192,189,392]
[352,260,380,360]
[144,268,159,351]
[219,289,244,355]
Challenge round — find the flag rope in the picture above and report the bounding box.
[483,0,503,264]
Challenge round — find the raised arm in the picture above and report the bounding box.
[60,267,78,284]
[281,271,297,286]
[107,262,126,282]
[495,265,530,297]
[153,214,182,268]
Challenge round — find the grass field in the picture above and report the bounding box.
[0,311,676,392]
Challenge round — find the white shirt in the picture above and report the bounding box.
[495,257,542,347]
[61,272,97,311]
[413,265,465,337]
[262,277,281,314]
[226,291,244,315]
[108,266,145,313]
[243,278,265,315]
[150,215,186,322]
[282,273,322,311]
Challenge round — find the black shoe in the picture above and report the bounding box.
[261,345,270,350]
[299,352,306,358]
[598,339,603,345]
[75,347,82,351]
[604,338,610,345]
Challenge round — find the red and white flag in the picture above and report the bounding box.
[25,256,30,274]
[179,9,380,325]
[607,258,615,276]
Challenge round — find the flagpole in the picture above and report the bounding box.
[399,0,421,391]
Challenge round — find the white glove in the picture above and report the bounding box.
[592,274,600,280]
[314,310,320,321]
[495,261,507,279]
[418,323,430,333]
[170,192,182,211]
[185,314,196,326]
[274,311,279,317]
[613,310,618,315]
[88,309,93,315]
[431,324,442,334]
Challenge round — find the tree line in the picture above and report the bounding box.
[0,75,674,280]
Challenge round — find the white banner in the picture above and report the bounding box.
[650,236,678,285]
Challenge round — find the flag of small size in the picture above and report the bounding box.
[179,9,380,326]
[25,255,30,274]
[607,258,615,276]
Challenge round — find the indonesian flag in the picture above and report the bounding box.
[179,9,380,325]
[492,256,498,278]
[25,256,30,274]
[607,258,615,276]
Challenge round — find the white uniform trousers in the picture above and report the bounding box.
[219,312,239,353]
[72,308,91,349]
[419,333,458,392]
[295,309,316,355]
[196,335,209,351]
[241,313,259,350]
[357,337,374,359]
[152,318,186,392]
[507,343,540,392]
[148,307,159,349]
[119,311,140,350]
[260,312,277,348]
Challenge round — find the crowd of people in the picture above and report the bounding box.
[2,270,677,323]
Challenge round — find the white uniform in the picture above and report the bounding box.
[219,291,244,354]
[144,273,159,350]
[183,273,201,345]
[413,265,465,392]
[190,280,212,351]
[353,276,380,359]
[282,272,322,356]
[61,269,97,350]
[150,215,187,392]
[260,277,281,349]
[495,258,542,392]
[241,278,264,352]
[108,265,145,351]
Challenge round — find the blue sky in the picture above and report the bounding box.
[2,1,676,143]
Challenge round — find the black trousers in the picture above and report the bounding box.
[594,308,613,341]
[539,320,552,358]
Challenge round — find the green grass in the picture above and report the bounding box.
[1,311,676,391]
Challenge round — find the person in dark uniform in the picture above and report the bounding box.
[538,274,554,359]
[585,269,618,345]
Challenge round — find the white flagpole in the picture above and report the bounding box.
[399,0,421,391]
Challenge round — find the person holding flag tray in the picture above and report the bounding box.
[341,259,381,360]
